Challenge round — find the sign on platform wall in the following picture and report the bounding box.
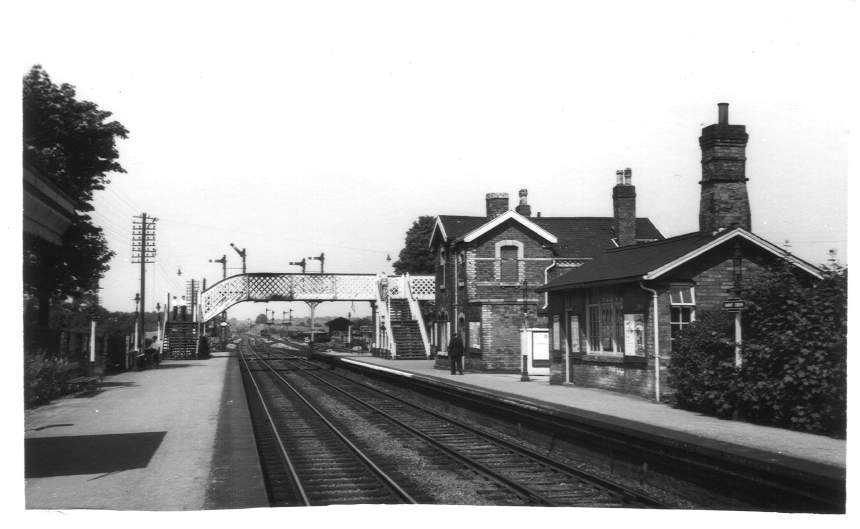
[723,298,746,312]
[552,315,560,350]
[624,313,645,356]
[531,331,549,361]
[468,321,481,348]
[568,314,580,353]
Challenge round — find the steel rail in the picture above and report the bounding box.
[271,349,667,508]
[281,358,555,506]
[237,341,310,505]
[245,345,417,505]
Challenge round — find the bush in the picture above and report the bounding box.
[667,312,738,417]
[668,263,847,437]
[24,353,70,408]
[737,264,847,436]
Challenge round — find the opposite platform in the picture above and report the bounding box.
[314,350,846,470]
[24,352,268,511]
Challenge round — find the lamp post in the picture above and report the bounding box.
[520,279,530,382]
[155,302,162,342]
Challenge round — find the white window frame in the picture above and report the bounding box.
[494,240,524,284]
[669,285,696,346]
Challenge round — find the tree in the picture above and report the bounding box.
[23,65,128,325]
[392,215,436,275]
[255,314,269,324]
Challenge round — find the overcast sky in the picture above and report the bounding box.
[7,0,855,322]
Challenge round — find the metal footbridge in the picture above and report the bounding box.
[199,273,435,358]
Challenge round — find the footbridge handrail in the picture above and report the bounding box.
[200,272,434,323]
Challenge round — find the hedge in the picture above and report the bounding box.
[668,263,846,437]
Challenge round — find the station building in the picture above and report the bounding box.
[537,103,822,399]
[428,175,662,373]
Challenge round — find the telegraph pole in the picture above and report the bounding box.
[132,213,157,351]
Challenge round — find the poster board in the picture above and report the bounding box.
[568,314,580,353]
[624,313,645,356]
[531,330,549,361]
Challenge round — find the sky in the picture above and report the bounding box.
[5,0,855,324]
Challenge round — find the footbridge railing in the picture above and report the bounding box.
[200,272,434,325]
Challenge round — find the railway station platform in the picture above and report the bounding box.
[312,350,846,484]
[24,351,268,511]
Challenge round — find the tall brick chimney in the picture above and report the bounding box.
[699,103,751,232]
[515,189,531,217]
[485,192,509,219]
[612,168,636,246]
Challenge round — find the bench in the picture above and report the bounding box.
[65,376,100,392]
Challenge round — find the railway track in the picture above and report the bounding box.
[242,335,667,508]
[239,340,416,506]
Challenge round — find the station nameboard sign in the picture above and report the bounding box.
[723,299,745,311]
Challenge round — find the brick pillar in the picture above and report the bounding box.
[612,168,636,246]
[699,103,751,232]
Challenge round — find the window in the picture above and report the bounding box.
[500,246,518,283]
[494,240,523,283]
[585,290,624,354]
[439,248,446,288]
[669,285,696,345]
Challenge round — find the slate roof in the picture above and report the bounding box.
[538,231,717,290]
[434,214,663,258]
[538,228,824,292]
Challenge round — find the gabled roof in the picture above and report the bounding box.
[429,215,487,247]
[538,228,822,291]
[430,212,663,259]
[460,210,558,244]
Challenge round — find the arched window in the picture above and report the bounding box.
[500,246,518,282]
[494,240,524,284]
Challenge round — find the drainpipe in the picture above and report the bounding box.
[542,260,557,309]
[639,281,661,402]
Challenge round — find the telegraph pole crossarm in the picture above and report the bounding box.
[132,213,157,351]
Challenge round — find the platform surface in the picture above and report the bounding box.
[317,350,846,470]
[24,351,267,511]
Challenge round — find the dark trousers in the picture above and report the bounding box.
[450,354,463,374]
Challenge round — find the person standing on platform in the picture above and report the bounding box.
[448,332,464,375]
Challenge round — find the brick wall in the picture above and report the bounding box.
[544,243,772,399]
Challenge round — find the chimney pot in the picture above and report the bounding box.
[515,189,531,217]
[718,102,729,125]
[616,170,624,185]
